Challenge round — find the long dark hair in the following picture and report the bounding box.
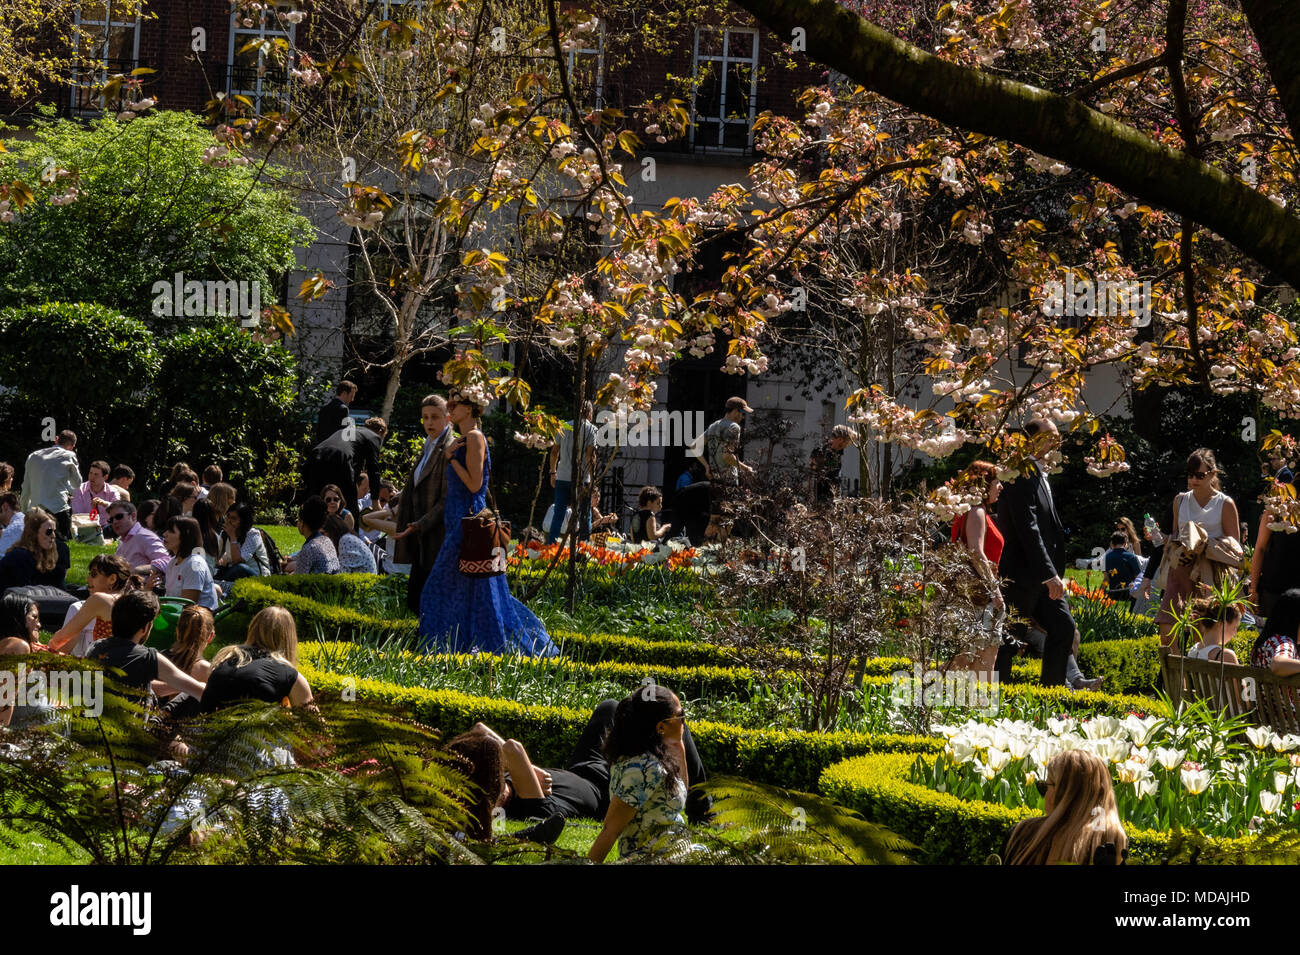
[191,499,221,558]
[0,593,35,641]
[443,728,504,841]
[138,499,162,530]
[602,684,682,792]
[1253,588,1300,661]
[165,516,203,558]
[228,503,256,544]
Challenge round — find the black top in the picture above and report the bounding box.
[200,646,299,713]
[0,542,70,593]
[630,508,654,544]
[505,767,605,821]
[87,637,159,690]
[1261,523,1300,595]
[315,396,351,447]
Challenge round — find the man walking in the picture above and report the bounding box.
[996,417,1076,687]
[305,416,386,518]
[315,380,357,447]
[394,395,454,614]
[547,401,598,545]
[694,396,755,542]
[20,430,82,541]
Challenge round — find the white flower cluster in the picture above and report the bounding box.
[925,484,984,523]
[513,431,552,450]
[1024,151,1069,176]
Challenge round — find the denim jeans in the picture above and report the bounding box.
[547,480,591,544]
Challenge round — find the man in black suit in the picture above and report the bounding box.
[995,417,1076,687]
[305,416,385,519]
[393,395,454,614]
[315,381,357,447]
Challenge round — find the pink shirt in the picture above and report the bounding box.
[114,521,170,575]
[72,481,120,527]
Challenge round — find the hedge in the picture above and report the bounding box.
[298,660,942,791]
[307,640,772,701]
[1073,632,1258,696]
[819,752,1254,864]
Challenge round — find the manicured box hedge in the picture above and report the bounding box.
[819,752,1253,864]
[298,659,942,792]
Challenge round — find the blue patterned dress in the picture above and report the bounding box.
[418,437,557,656]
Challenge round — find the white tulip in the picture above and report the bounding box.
[1132,777,1159,799]
[1260,790,1283,815]
[1181,768,1212,794]
[1246,726,1276,750]
[1276,772,1291,793]
[1082,716,1121,740]
[986,748,1011,772]
[1155,747,1186,771]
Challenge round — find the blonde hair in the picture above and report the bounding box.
[12,507,57,573]
[206,482,236,521]
[831,425,859,445]
[211,606,299,669]
[1006,750,1127,865]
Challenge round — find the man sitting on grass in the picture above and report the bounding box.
[86,590,207,701]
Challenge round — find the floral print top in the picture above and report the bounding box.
[1251,633,1298,670]
[609,753,689,861]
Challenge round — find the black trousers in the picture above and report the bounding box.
[406,559,433,616]
[53,509,72,542]
[507,699,710,822]
[997,582,1076,687]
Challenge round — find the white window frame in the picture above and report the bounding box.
[70,2,141,111]
[690,26,760,152]
[227,3,299,115]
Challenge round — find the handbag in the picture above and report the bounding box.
[459,487,511,578]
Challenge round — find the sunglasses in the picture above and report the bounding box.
[324,497,341,504]
[41,527,55,536]
[1035,779,1054,797]
[109,513,128,522]
[1187,471,1210,479]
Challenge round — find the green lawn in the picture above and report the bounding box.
[64,525,301,587]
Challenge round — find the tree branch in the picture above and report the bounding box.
[729,0,1300,285]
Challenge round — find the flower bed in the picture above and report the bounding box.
[911,711,1300,839]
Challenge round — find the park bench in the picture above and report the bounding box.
[1159,647,1300,736]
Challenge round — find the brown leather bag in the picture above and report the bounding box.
[459,490,511,578]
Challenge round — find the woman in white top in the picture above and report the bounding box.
[152,515,220,610]
[1185,593,1241,664]
[215,504,270,580]
[1155,448,1240,646]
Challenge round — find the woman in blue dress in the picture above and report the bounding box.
[418,393,557,657]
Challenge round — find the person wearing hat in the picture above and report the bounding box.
[809,424,860,503]
[694,397,754,542]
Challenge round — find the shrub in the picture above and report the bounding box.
[298,659,942,791]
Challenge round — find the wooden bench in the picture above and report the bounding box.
[1160,648,1300,736]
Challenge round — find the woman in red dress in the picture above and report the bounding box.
[951,461,1004,674]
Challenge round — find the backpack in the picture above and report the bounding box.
[258,527,286,574]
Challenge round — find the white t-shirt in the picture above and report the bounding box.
[165,554,219,609]
[62,601,97,658]
[554,420,598,483]
[0,510,24,554]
